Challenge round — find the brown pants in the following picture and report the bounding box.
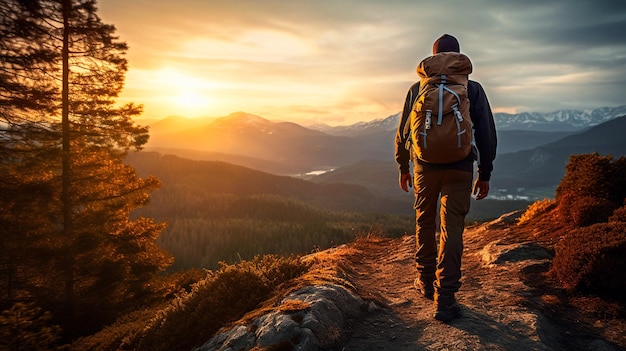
[413,168,473,298]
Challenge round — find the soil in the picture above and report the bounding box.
[337,212,626,351]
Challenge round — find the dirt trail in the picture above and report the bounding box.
[339,216,625,351]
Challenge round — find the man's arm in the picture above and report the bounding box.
[468,80,497,182]
[395,83,419,191]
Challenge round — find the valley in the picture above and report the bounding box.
[123,106,625,270]
[143,106,626,201]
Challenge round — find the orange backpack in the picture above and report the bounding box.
[404,52,473,163]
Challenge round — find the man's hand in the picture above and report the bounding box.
[473,180,490,200]
[399,172,413,192]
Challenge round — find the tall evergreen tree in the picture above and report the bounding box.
[1,0,172,339]
[1,0,63,314]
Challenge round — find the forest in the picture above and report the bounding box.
[127,151,530,271]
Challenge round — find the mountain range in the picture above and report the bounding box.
[492,114,626,190]
[147,111,388,175]
[307,105,626,134]
[491,106,626,131]
[143,106,626,200]
[313,115,626,199]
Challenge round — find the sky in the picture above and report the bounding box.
[98,0,626,126]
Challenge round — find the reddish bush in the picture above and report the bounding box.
[608,202,626,223]
[552,222,626,301]
[557,193,617,227]
[555,154,626,227]
[556,154,626,203]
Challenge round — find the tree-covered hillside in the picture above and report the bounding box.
[127,152,414,270]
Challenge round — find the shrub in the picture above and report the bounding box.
[555,154,626,227]
[72,309,154,351]
[137,254,309,351]
[551,222,626,301]
[608,202,626,223]
[517,198,556,225]
[556,153,626,203]
[73,254,310,351]
[556,193,617,227]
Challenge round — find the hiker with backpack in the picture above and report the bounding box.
[395,34,497,322]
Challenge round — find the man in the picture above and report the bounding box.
[395,34,497,322]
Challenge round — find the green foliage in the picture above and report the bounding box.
[555,153,626,226]
[0,303,63,351]
[551,222,626,301]
[156,196,412,270]
[131,178,414,270]
[74,255,310,351]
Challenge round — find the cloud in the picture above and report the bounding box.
[99,0,626,122]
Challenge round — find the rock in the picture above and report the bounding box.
[367,301,381,312]
[194,284,365,351]
[484,210,525,230]
[256,313,301,347]
[480,241,552,265]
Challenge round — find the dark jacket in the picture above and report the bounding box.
[395,80,497,181]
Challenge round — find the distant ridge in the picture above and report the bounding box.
[151,105,626,141]
[307,105,626,134]
[492,105,626,131]
[312,113,401,136]
[145,112,387,175]
[145,112,578,176]
[311,116,626,199]
[126,151,410,215]
[492,115,626,189]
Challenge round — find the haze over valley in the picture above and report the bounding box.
[124,104,626,271]
[143,105,626,201]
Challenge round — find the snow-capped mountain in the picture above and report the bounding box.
[316,105,626,135]
[493,105,626,131]
[311,113,401,136]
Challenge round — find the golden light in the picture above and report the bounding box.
[157,68,214,117]
[175,89,208,111]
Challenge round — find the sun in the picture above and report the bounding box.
[156,68,215,117]
[175,89,209,111]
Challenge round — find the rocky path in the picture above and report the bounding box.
[198,213,625,351]
[341,215,624,351]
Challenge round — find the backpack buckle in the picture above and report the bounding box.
[452,104,463,122]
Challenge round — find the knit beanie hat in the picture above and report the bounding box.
[432,34,460,54]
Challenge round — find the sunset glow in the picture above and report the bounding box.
[157,69,215,116]
[99,0,626,125]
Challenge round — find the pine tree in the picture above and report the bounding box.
[1,0,172,339]
[1,0,62,315]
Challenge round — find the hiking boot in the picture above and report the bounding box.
[413,278,434,300]
[434,300,462,323]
